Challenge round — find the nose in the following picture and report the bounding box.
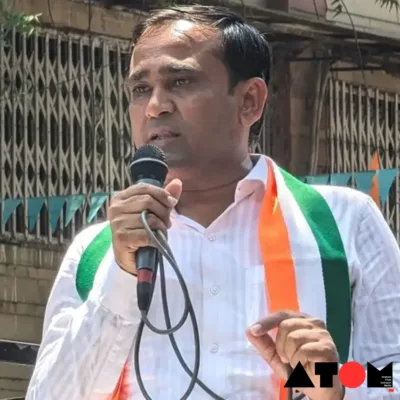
[145,87,174,118]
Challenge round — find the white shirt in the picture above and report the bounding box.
[26,155,400,399]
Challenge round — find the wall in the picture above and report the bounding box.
[288,52,322,175]
[335,66,400,92]
[0,244,64,397]
[325,0,400,39]
[289,0,327,16]
[14,0,139,39]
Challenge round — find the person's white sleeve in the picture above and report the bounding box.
[26,223,140,400]
[343,197,400,399]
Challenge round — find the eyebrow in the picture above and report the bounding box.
[127,63,200,83]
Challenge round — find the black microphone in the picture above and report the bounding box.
[129,144,168,312]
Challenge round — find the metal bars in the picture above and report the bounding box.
[328,78,400,241]
[0,28,132,244]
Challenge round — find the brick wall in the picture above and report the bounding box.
[0,244,64,397]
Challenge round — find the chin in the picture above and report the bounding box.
[164,153,187,168]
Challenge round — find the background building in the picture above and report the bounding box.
[0,0,399,397]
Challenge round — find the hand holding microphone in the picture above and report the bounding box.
[107,148,182,277]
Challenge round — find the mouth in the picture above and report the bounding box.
[149,130,180,142]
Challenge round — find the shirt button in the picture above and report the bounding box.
[210,285,219,295]
[207,233,216,241]
[210,344,219,353]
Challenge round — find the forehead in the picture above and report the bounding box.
[130,21,223,74]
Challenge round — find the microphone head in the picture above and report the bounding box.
[132,144,166,164]
[130,144,168,186]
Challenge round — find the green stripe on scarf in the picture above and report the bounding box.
[281,168,351,363]
[76,224,112,301]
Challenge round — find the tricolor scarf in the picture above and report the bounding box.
[76,158,352,400]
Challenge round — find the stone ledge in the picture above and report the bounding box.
[0,263,57,281]
[0,363,32,380]
[0,377,30,392]
[0,301,46,318]
[0,314,43,343]
[0,244,63,270]
[0,276,52,306]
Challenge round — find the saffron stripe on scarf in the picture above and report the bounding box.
[112,361,131,400]
[258,161,300,400]
[280,169,351,364]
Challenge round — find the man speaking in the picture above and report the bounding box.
[26,5,400,400]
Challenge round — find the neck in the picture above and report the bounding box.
[168,155,253,188]
[167,155,255,227]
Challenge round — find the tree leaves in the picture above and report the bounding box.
[332,0,399,17]
[0,0,41,36]
[376,0,400,11]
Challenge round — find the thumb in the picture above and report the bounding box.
[165,179,183,203]
[246,328,289,380]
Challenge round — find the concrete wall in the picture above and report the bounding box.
[0,244,64,397]
[290,0,327,16]
[325,0,400,40]
[15,0,139,39]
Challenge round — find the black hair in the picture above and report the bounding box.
[131,5,272,143]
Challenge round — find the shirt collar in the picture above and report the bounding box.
[234,154,268,202]
[171,154,269,219]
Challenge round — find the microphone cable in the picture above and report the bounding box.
[133,210,305,400]
[133,210,224,400]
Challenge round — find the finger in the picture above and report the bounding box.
[112,213,168,235]
[113,228,156,249]
[249,311,307,337]
[246,328,289,380]
[109,195,173,228]
[114,183,177,208]
[275,320,315,363]
[165,179,182,203]
[291,340,339,368]
[281,329,320,366]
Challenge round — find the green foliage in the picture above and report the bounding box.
[332,0,399,17]
[0,0,41,35]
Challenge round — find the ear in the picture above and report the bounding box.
[238,78,268,128]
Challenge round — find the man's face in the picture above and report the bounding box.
[128,21,243,170]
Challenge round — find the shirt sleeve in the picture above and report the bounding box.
[26,223,141,400]
[343,197,400,399]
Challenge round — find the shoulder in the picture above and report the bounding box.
[50,221,111,293]
[310,183,390,238]
[41,221,112,329]
[68,221,111,258]
[310,183,398,270]
[56,221,111,281]
[308,185,373,272]
[310,183,370,215]
[310,184,376,237]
